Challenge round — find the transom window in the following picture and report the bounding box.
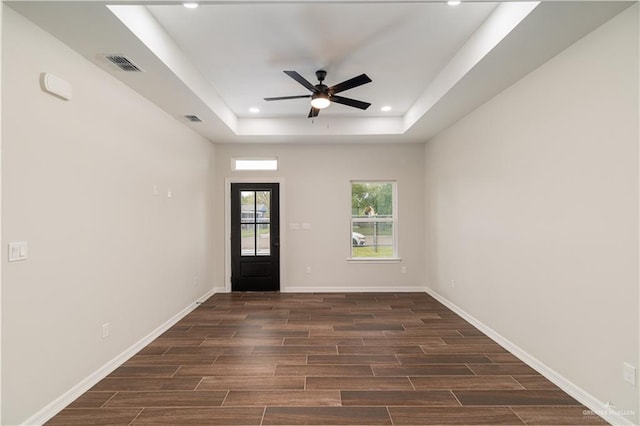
[232,158,278,171]
[350,181,398,259]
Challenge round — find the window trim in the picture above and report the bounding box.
[348,180,400,262]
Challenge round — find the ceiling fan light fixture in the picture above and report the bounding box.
[310,93,331,109]
[265,70,371,117]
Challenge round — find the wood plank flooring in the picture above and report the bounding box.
[46,292,607,425]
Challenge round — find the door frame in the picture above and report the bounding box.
[224,177,286,292]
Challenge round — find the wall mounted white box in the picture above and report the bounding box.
[41,72,72,100]
[8,242,28,262]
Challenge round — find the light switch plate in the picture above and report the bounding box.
[8,242,28,262]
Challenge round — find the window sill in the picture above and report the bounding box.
[347,257,402,264]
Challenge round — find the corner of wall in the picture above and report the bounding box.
[424,287,637,426]
[21,289,215,426]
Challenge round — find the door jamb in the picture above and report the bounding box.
[225,177,286,293]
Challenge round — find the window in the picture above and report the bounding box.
[350,181,398,259]
[240,190,271,256]
[232,158,278,171]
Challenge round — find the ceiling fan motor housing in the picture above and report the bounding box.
[315,84,329,94]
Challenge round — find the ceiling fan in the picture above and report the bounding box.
[264,70,372,118]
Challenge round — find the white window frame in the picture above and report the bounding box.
[348,180,400,263]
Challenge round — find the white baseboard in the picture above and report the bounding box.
[283,285,427,293]
[424,286,636,426]
[23,288,216,426]
[214,284,426,294]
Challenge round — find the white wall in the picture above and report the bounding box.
[425,5,638,424]
[214,143,426,292]
[1,8,215,425]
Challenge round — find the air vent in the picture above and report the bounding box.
[184,115,202,122]
[104,55,143,72]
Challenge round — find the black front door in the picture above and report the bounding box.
[231,183,280,291]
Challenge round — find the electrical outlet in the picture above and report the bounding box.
[401,266,407,274]
[193,276,199,287]
[305,266,312,274]
[102,323,110,339]
[623,363,636,386]
[451,280,455,288]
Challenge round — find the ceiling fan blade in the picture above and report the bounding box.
[329,74,372,94]
[331,95,371,110]
[264,95,311,101]
[284,71,317,92]
[308,107,320,118]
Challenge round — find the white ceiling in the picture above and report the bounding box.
[146,2,498,118]
[7,1,634,144]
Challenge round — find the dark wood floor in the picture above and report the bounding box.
[47,292,607,425]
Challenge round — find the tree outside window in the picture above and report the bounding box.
[351,181,397,259]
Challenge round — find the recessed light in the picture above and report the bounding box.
[381,106,392,112]
[249,107,260,113]
[183,2,199,9]
[447,0,461,6]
